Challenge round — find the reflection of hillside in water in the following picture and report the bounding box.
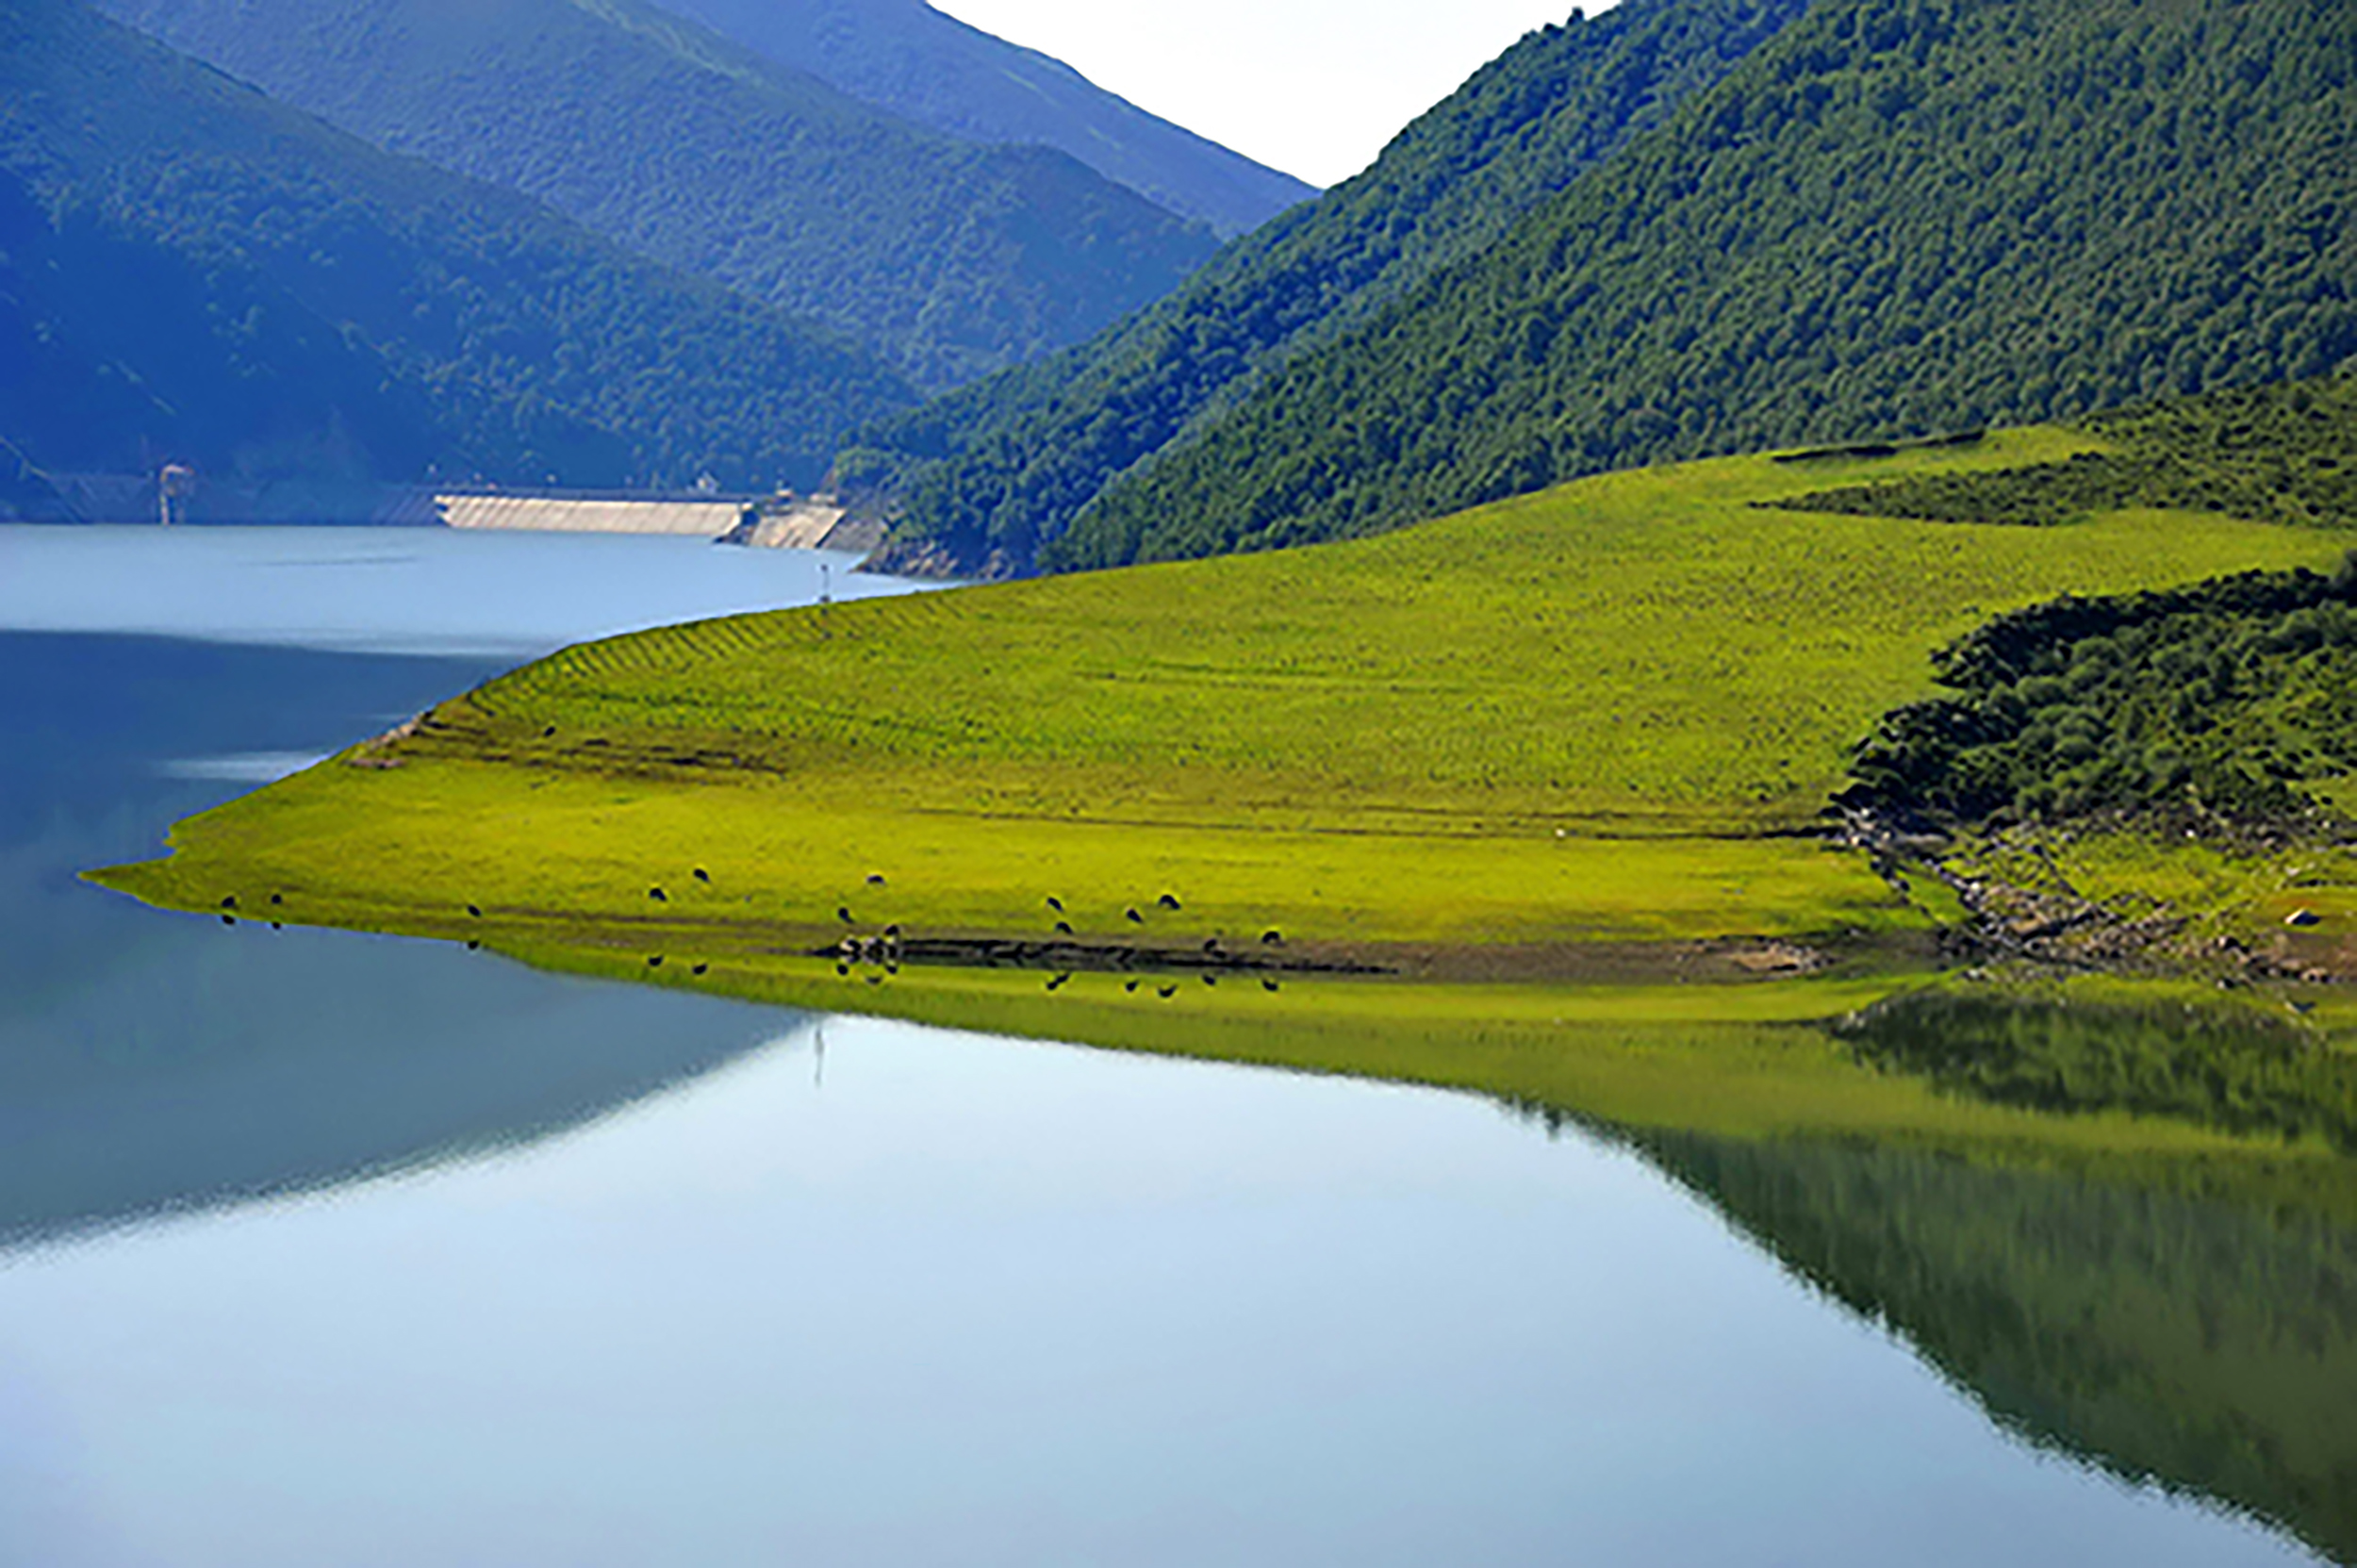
[1623,1126,2357,1566]
[14,630,2354,1558]
[0,632,793,1248]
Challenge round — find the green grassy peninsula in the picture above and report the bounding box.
[94,418,2353,975]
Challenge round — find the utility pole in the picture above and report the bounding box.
[158,463,195,526]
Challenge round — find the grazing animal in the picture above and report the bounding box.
[1125,908,1144,924]
[866,873,886,886]
[866,974,882,985]
[1125,980,1139,993]
[693,867,711,883]
[693,963,709,976]
[1261,978,1279,992]
[650,887,668,902]
[1055,919,1075,935]
[2291,999,2317,1015]
[1261,930,1282,945]
[836,962,850,976]
[1202,974,1216,986]
[542,726,556,738]
[270,893,284,906]
[467,904,482,917]
[1202,938,1221,954]
[647,955,664,967]
[1046,972,1070,992]
[1156,984,1178,999]
[837,906,854,924]
[466,939,480,950]
[1047,896,1064,912]
[1157,894,1181,911]
[220,896,237,909]
[221,915,235,926]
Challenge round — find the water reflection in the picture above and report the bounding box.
[0,632,791,1247]
[1629,1127,2357,1565]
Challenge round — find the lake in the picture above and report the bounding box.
[0,524,2345,1566]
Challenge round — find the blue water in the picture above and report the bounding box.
[0,525,2332,1566]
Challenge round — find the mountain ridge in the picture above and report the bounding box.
[845,0,1813,576]
[653,0,1316,236]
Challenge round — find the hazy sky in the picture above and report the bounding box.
[930,0,1598,189]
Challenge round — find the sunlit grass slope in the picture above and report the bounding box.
[96,425,2351,958]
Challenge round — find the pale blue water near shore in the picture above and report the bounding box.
[0,525,2335,1566]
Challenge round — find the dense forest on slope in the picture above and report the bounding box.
[0,0,914,489]
[98,0,1215,391]
[847,0,1810,574]
[1047,0,2357,572]
[1783,374,2357,531]
[652,0,1313,237]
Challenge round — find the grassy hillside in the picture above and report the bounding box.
[1049,0,2357,570]
[98,0,1215,391]
[845,0,1809,575]
[1,0,915,488]
[654,0,1314,237]
[93,420,2353,962]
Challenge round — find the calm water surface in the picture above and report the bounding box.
[0,525,2337,1565]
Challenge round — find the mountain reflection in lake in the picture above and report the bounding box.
[0,527,2343,1566]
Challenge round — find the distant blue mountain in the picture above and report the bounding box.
[656,0,1317,236]
[1,0,915,492]
[98,0,1222,391]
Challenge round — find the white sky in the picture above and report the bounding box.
[929,0,1600,189]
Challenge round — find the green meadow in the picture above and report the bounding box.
[95,422,2351,966]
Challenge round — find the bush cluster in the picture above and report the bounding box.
[1845,553,2357,831]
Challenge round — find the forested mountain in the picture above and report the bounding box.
[848,0,1812,576]
[97,0,1218,391]
[0,0,914,490]
[1047,0,2357,570]
[652,0,1314,237]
